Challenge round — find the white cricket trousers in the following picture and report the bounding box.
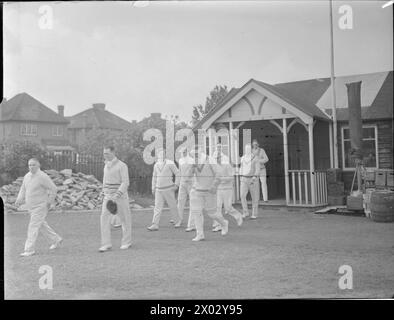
[215,188,242,224]
[24,202,61,253]
[240,177,260,217]
[101,197,132,247]
[177,182,195,228]
[190,189,227,238]
[260,168,268,201]
[152,188,179,227]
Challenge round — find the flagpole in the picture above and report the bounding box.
[329,0,339,168]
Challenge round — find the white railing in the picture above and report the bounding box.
[288,170,328,206]
[232,168,328,207]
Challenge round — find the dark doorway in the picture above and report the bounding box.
[287,122,309,170]
[239,121,285,200]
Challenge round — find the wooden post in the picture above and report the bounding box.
[229,122,235,203]
[283,118,290,204]
[329,122,334,168]
[308,122,316,206]
[208,128,213,156]
[234,128,240,201]
[229,122,234,164]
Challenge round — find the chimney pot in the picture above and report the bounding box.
[57,105,65,117]
[93,103,106,111]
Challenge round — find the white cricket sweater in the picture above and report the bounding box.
[16,169,57,208]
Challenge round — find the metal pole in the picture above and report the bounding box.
[329,0,339,168]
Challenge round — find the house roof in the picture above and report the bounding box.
[193,78,331,130]
[67,106,132,130]
[0,92,69,123]
[324,71,393,121]
[317,71,390,109]
[254,79,331,120]
[193,71,393,129]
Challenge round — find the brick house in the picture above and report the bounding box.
[0,92,71,151]
[67,103,132,147]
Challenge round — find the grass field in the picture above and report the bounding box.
[4,207,394,299]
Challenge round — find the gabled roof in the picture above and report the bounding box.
[195,87,240,126]
[0,92,69,123]
[67,106,132,130]
[193,71,393,129]
[254,79,331,120]
[193,78,330,130]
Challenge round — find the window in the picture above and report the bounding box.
[341,125,378,169]
[52,125,63,137]
[20,123,37,136]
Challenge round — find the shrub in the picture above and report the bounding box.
[0,140,49,184]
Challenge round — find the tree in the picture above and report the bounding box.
[0,140,49,184]
[191,85,229,125]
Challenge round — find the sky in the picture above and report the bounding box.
[3,0,393,123]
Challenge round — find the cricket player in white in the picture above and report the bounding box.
[252,139,269,202]
[189,148,229,241]
[99,146,132,252]
[148,149,180,231]
[240,144,260,219]
[15,158,62,257]
[212,145,243,232]
[177,147,195,231]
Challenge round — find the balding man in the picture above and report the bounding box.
[15,158,62,257]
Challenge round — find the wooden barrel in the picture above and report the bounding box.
[370,190,394,222]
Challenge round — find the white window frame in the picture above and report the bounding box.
[341,124,379,171]
[52,125,63,137]
[20,123,38,136]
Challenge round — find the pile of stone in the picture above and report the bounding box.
[1,169,104,212]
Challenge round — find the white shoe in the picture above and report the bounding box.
[236,215,243,226]
[174,221,182,228]
[192,235,205,241]
[98,245,112,252]
[221,220,229,236]
[185,227,196,232]
[20,251,35,257]
[147,225,159,231]
[170,220,175,224]
[120,244,132,250]
[242,212,249,218]
[250,216,257,220]
[112,224,122,228]
[49,238,63,250]
[212,225,222,232]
